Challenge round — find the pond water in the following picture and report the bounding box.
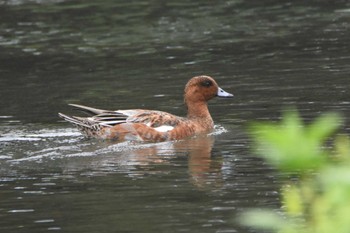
[1,1,350,232]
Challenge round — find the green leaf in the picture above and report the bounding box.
[239,209,304,233]
[307,112,342,143]
[239,209,287,231]
[249,110,342,175]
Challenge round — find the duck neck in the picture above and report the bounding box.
[186,100,212,120]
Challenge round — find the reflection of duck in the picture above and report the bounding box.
[59,75,233,142]
[114,134,222,188]
[175,135,222,188]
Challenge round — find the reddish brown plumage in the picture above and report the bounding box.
[58,75,233,142]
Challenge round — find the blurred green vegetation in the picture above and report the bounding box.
[240,110,350,233]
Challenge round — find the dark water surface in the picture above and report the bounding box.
[1,1,350,232]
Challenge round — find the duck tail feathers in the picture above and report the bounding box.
[58,113,93,129]
[68,103,107,115]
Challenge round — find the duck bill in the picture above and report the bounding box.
[217,87,234,98]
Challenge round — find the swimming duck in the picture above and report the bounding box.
[58,75,233,142]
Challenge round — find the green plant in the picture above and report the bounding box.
[240,110,350,233]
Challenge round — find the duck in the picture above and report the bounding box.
[58,75,233,142]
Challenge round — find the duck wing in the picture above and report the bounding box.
[122,110,183,129]
[64,104,128,127]
[61,104,183,130]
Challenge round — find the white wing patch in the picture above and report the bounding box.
[153,125,174,132]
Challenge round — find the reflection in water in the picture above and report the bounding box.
[0,125,222,189]
[176,136,222,189]
[0,126,231,232]
[114,135,221,189]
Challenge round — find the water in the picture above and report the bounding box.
[0,0,350,232]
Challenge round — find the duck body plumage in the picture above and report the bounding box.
[59,75,233,142]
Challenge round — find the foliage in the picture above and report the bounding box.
[249,110,341,175]
[240,110,350,233]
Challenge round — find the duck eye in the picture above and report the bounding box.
[201,80,213,87]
